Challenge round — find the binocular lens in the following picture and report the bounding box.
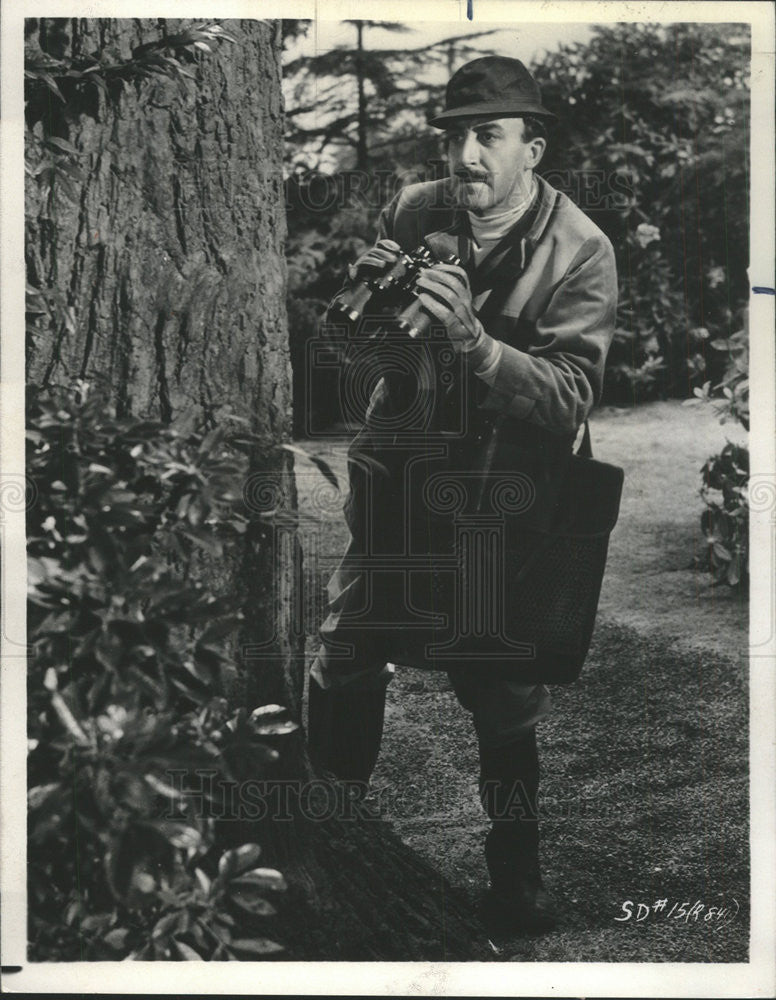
[330,281,374,323]
[396,299,432,339]
[330,246,461,330]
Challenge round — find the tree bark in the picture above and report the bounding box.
[26,18,288,437]
[25,17,490,960]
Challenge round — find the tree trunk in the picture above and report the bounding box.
[26,18,288,436]
[25,17,489,960]
[355,21,368,171]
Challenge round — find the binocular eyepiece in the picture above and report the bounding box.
[330,245,461,339]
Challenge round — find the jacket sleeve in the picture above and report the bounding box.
[476,235,618,436]
[376,192,400,242]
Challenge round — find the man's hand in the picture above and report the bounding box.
[348,239,402,283]
[414,263,484,351]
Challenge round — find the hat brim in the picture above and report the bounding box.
[428,101,557,128]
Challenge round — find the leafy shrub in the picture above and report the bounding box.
[27,383,294,960]
[700,443,748,587]
[692,327,749,431]
[689,324,749,589]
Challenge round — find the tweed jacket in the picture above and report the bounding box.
[338,173,618,539]
[375,173,616,430]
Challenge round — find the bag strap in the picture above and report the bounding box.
[576,420,593,459]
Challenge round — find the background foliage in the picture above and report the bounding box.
[690,322,750,588]
[533,23,749,402]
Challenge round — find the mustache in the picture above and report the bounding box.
[455,169,491,184]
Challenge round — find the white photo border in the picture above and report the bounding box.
[2,1,774,995]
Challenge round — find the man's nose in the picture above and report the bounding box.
[460,131,481,166]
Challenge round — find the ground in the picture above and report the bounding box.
[296,399,749,962]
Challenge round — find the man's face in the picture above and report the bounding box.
[444,116,544,213]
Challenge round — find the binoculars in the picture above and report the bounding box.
[330,244,461,340]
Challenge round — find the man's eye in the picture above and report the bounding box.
[479,132,496,144]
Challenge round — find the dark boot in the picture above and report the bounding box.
[306,676,386,786]
[478,728,558,933]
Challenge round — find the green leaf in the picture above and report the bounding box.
[80,913,113,933]
[230,895,277,918]
[249,704,286,720]
[147,821,202,850]
[103,927,130,951]
[218,843,262,880]
[153,910,184,939]
[51,691,91,746]
[28,556,51,586]
[197,615,244,643]
[180,528,222,555]
[232,868,287,892]
[28,782,61,811]
[228,937,284,958]
[144,773,186,800]
[89,74,109,98]
[251,719,299,736]
[194,867,211,896]
[40,73,65,102]
[180,657,214,689]
[44,136,79,156]
[64,901,83,927]
[173,938,204,960]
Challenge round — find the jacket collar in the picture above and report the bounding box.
[422,173,559,286]
[523,173,560,251]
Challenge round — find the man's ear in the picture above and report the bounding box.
[527,137,547,170]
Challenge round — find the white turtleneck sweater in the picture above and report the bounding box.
[462,178,536,385]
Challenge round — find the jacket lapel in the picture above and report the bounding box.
[421,175,558,301]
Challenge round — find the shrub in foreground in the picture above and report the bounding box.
[27,384,293,960]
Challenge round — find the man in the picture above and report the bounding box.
[306,56,617,933]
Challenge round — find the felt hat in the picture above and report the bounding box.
[428,55,556,127]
